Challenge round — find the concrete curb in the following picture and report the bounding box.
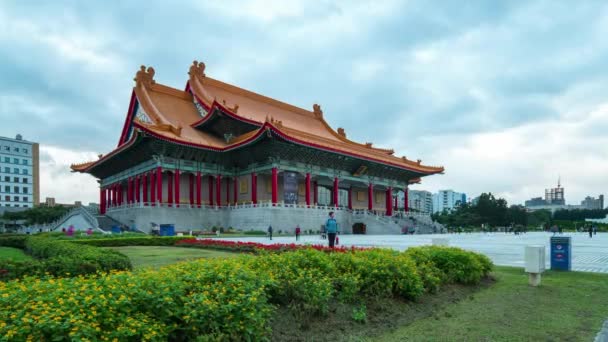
[595,319,608,342]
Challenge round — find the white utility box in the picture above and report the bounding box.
[432,238,449,246]
[525,245,545,287]
[525,245,545,273]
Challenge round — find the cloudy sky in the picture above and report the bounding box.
[1,0,608,206]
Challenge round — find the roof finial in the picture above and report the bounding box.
[189,60,206,78]
[134,65,156,87]
[313,104,323,118]
[337,128,346,138]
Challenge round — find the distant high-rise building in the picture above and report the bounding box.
[0,134,40,208]
[45,197,56,207]
[525,197,546,207]
[545,178,565,205]
[432,190,466,213]
[408,190,433,214]
[580,195,604,210]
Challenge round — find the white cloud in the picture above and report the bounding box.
[415,103,608,205]
[39,146,99,205]
[0,10,124,73]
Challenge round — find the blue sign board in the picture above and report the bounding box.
[550,236,571,271]
[111,225,121,234]
[159,224,175,237]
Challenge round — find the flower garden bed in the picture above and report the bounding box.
[0,246,492,341]
[175,238,366,253]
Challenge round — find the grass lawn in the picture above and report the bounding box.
[106,246,237,269]
[376,266,608,341]
[271,266,608,341]
[0,247,32,261]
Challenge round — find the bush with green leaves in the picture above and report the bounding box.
[0,235,28,249]
[404,246,493,285]
[0,246,492,340]
[69,236,185,247]
[0,237,131,281]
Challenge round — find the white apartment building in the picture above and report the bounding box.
[408,190,433,214]
[0,134,40,208]
[432,189,466,213]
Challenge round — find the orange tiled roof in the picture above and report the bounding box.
[76,61,444,175]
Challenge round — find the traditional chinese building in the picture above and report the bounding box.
[71,60,444,233]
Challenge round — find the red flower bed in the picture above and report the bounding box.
[175,238,366,253]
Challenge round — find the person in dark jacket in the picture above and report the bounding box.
[588,225,593,238]
[268,225,273,240]
[295,225,301,241]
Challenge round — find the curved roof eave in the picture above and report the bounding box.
[135,121,443,176]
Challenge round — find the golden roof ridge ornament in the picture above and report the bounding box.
[189,60,206,78]
[221,99,239,113]
[134,65,155,88]
[313,104,323,118]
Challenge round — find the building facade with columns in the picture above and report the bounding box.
[71,61,444,233]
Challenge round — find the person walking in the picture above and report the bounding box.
[268,225,273,240]
[588,225,593,238]
[295,225,301,241]
[325,212,338,248]
[593,225,597,235]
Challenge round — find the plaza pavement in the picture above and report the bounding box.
[219,232,608,273]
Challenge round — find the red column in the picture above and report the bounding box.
[189,174,194,206]
[208,175,214,206]
[271,167,278,205]
[136,176,141,203]
[386,187,393,216]
[167,172,173,207]
[143,173,148,205]
[251,173,257,204]
[156,167,162,205]
[226,177,230,205]
[368,183,373,210]
[196,172,202,207]
[233,177,238,205]
[333,177,339,207]
[100,188,106,214]
[348,186,353,210]
[313,181,318,205]
[216,174,221,206]
[150,172,156,206]
[125,179,130,204]
[305,173,311,206]
[404,187,409,212]
[118,184,123,205]
[394,192,398,210]
[174,169,180,207]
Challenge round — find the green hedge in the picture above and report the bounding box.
[0,246,492,341]
[0,235,28,249]
[405,246,493,285]
[0,237,132,281]
[69,236,185,247]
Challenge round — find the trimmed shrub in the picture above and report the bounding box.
[0,237,131,281]
[0,235,28,249]
[70,236,184,247]
[404,246,493,285]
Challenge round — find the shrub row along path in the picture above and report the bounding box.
[107,246,237,269]
[220,232,608,273]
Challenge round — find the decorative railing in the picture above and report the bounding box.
[105,201,440,232]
